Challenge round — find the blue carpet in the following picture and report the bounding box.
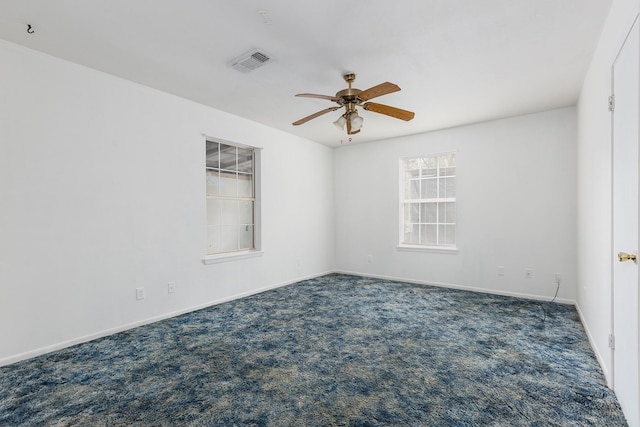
[0,274,628,426]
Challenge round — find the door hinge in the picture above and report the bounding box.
[608,95,615,112]
[609,333,615,350]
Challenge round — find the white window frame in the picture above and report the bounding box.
[397,152,458,253]
[203,137,262,265]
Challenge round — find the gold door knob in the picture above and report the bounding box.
[618,251,637,263]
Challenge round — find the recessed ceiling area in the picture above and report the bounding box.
[0,0,613,147]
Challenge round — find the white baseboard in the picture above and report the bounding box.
[333,269,576,305]
[0,270,333,368]
[575,302,612,387]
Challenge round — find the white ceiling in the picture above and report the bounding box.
[0,0,612,147]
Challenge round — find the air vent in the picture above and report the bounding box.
[230,49,272,72]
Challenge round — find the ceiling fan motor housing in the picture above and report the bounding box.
[336,88,361,104]
[337,73,361,104]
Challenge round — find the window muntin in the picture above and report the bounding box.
[206,140,256,255]
[400,153,456,248]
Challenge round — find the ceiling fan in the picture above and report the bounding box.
[292,73,415,135]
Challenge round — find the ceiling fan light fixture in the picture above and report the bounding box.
[349,112,364,131]
[333,115,347,130]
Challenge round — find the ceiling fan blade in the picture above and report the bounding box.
[363,102,415,121]
[357,82,401,101]
[295,93,339,102]
[292,106,340,126]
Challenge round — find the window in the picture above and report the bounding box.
[205,140,260,258]
[400,152,456,249]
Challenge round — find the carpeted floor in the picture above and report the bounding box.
[0,274,628,426]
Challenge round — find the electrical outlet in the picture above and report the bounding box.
[135,287,145,300]
[525,268,533,279]
[554,273,561,285]
[168,281,176,294]
[497,266,505,276]
[367,254,373,264]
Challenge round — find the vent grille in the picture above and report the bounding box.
[230,49,272,72]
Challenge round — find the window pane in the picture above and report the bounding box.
[220,200,239,226]
[404,224,420,245]
[219,171,237,197]
[419,202,427,223]
[407,179,420,199]
[206,170,220,196]
[238,225,254,250]
[403,203,411,224]
[422,224,437,245]
[237,148,253,173]
[237,173,253,198]
[238,200,253,225]
[404,168,419,181]
[422,167,437,178]
[423,157,437,169]
[409,203,420,223]
[206,199,222,227]
[221,225,239,252]
[206,141,219,168]
[422,178,437,199]
[424,203,437,223]
[404,159,421,179]
[219,144,237,171]
[207,225,222,254]
[441,167,455,177]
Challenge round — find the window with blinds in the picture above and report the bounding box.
[400,152,456,248]
[206,140,256,255]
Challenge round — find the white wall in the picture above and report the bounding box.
[0,40,335,365]
[334,108,577,302]
[576,0,639,385]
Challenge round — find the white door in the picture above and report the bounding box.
[612,16,640,427]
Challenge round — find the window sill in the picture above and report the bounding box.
[396,245,459,254]
[203,250,264,265]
